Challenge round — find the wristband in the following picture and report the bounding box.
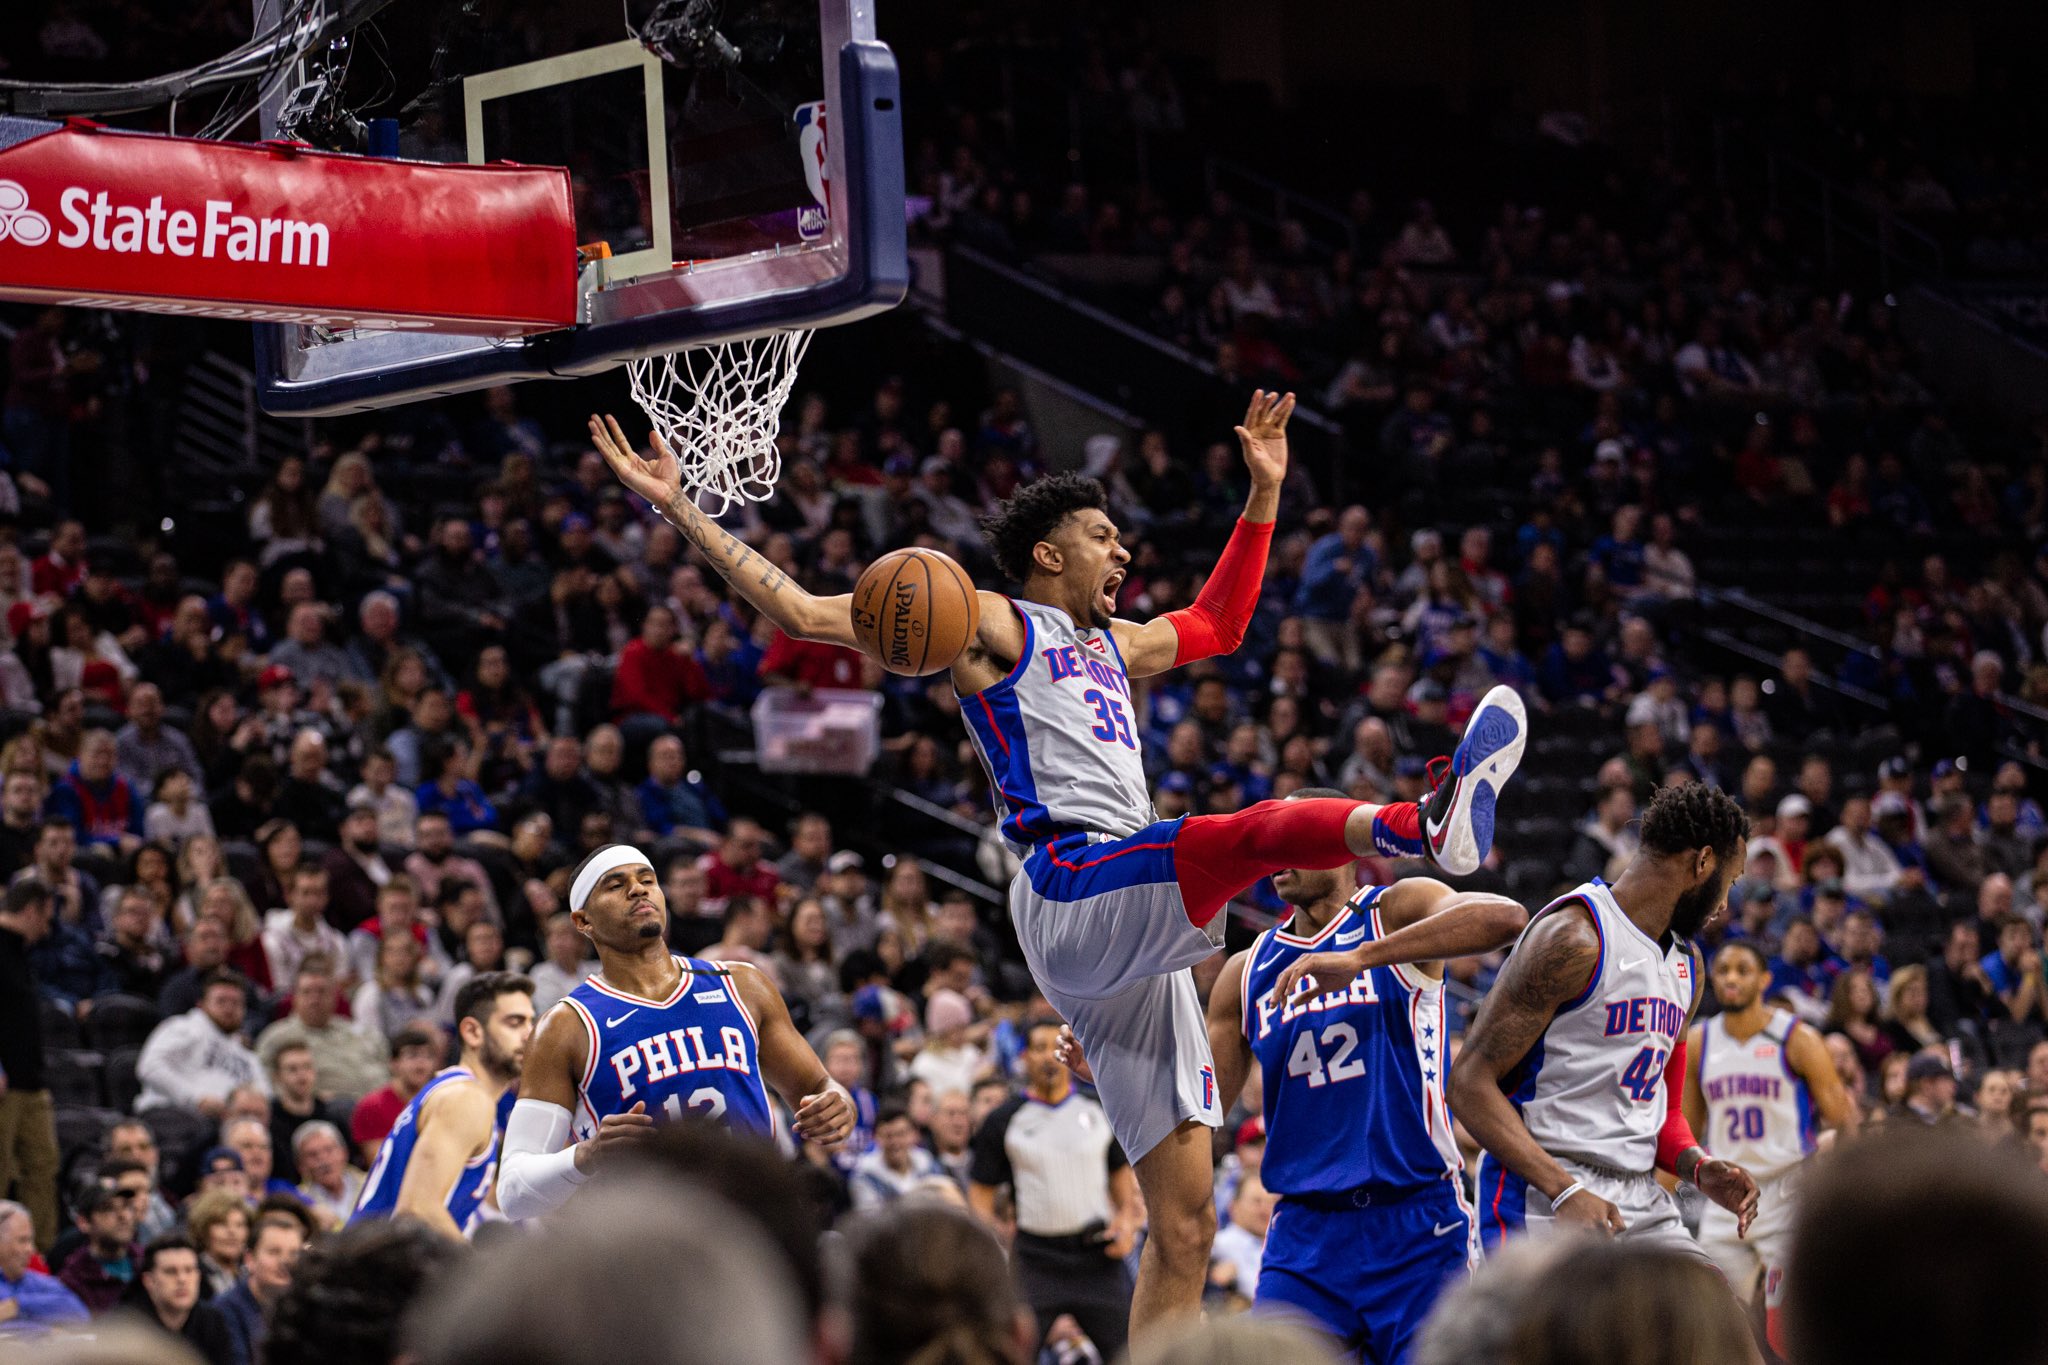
[1549,1180,1587,1214]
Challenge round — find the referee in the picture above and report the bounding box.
[969,1016,1139,1361]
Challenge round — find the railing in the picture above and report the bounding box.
[173,350,311,483]
[1712,119,1946,290]
[1204,157,1358,256]
[942,244,1356,501]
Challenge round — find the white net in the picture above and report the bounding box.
[627,328,814,515]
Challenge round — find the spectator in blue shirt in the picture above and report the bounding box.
[1769,917,1846,1027]
[412,737,497,837]
[1293,506,1376,673]
[1588,504,1647,590]
[0,1200,87,1336]
[214,1210,304,1365]
[637,735,727,842]
[1980,914,2047,1026]
[1537,619,1622,708]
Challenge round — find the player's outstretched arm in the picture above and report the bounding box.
[1446,907,1627,1236]
[1110,390,1293,678]
[394,1082,497,1240]
[590,415,859,648]
[730,962,854,1146]
[1273,882,1527,1000]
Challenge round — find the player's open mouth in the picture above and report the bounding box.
[1102,570,1124,610]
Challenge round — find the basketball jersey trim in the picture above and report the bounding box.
[1772,1013,1817,1150]
[1239,936,1262,1039]
[558,995,604,1132]
[712,961,783,1144]
[1368,896,1432,994]
[1272,914,1347,949]
[583,961,696,1009]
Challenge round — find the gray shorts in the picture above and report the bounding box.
[1009,829,1224,1164]
[1513,1157,1718,1269]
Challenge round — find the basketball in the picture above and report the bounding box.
[851,548,981,676]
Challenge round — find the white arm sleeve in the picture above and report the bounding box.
[497,1099,589,1222]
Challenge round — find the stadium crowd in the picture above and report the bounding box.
[5,4,2048,1365]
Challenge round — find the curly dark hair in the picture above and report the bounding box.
[1639,782,1749,859]
[267,1219,463,1365]
[979,472,1108,582]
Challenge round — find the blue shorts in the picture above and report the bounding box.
[1255,1182,1474,1365]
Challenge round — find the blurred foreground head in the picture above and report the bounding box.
[405,1175,805,1365]
[1417,1237,1755,1365]
[1787,1126,2048,1365]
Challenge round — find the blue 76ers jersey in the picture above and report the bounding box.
[350,1067,497,1234]
[960,598,1155,853]
[1242,887,1470,1201]
[558,957,776,1141]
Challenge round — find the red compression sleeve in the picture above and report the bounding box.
[1655,1039,1700,1175]
[1164,517,1273,667]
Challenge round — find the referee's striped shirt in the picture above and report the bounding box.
[970,1089,1126,1237]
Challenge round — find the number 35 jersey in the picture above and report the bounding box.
[960,598,1154,854]
[558,957,776,1141]
[1242,886,1466,1198]
[1499,879,1701,1173]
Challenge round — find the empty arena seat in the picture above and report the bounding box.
[83,995,162,1050]
[102,1046,144,1114]
[42,1049,107,1108]
[39,996,82,1049]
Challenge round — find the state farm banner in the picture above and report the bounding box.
[0,120,577,335]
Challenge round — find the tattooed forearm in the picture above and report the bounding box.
[662,489,804,626]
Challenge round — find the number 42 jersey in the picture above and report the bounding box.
[558,957,777,1141]
[1242,886,1468,1198]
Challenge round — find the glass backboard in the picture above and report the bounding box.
[252,0,905,415]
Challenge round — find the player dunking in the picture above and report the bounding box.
[350,972,535,1238]
[1063,787,1530,1363]
[1683,939,1857,1350]
[1450,783,1761,1257]
[589,393,1529,1335]
[496,845,855,1220]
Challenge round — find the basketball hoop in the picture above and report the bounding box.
[627,327,814,515]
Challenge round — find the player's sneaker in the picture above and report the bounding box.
[1420,685,1527,876]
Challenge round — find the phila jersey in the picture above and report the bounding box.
[1242,886,1468,1199]
[557,957,775,1141]
[1698,1009,1815,1180]
[960,598,1154,853]
[351,1067,496,1234]
[1498,880,1701,1172]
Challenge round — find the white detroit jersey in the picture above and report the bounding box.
[1501,880,1701,1172]
[960,597,1155,852]
[1698,1009,1815,1180]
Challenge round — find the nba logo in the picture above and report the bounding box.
[1200,1065,1215,1111]
[794,101,830,242]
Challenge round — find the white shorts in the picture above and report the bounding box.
[1009,826,1224,1163]
[1477,1154,1717,1269]
[1697,1166,1799,1293]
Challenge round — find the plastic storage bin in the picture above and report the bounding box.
[749,686,883,775]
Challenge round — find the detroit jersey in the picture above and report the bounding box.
[1698,1009,1814,1180]
[351,1067,497,1234]
[1242,886,1468,1200]
[960,598,1153,852]
[558,957,776,1141]
[1499,880,1701,1172]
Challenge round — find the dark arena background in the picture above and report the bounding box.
[2,2,2048,1363]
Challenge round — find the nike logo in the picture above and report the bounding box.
[1424,776,1460,853]
[1616,956,1644,971]
[1433,1221,1463,1238]
[605,1009,640,1027]
[1335,929,1365,945]
[1256,951,1286,970]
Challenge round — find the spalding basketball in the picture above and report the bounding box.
[851,548,980,677]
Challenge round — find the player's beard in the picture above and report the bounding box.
[1670,878,1725,939]
[480,1033,523,1083]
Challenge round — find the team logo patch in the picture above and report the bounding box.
[1200,1064,1215,1111]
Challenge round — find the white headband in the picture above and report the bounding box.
[570,845,655,913]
